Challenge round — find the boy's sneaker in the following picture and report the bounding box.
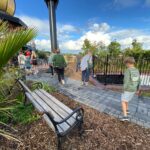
[85,82,88,86]
[62,80,65,85]
[120,116,129,121]
[81,82,85,86]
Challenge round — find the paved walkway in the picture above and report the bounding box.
[27,73,150,128]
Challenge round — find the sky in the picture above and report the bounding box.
[15,0,150,53]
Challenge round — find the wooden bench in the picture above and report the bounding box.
[17,79,84,149]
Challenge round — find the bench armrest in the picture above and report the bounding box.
[55,107,84,124]
[32,82,43,90]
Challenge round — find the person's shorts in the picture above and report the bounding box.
[121,91,135,102]
[32,59,37,65]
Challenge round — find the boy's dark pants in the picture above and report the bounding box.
[82,69,90,82]
[55,68,65,82]
[49,65,54,76]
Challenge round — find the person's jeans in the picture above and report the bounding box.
[82,68,90,82]
[49,65,54,76]
[55,68,65,82]
[76,62,80,72]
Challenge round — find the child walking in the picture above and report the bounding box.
[80,51,93,86]
[121,57,140,121]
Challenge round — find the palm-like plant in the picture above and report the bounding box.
[0,22,38,70]
[0,21,38,141]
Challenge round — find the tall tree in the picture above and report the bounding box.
[108,40,121,57]
[132,39,142,53]
[82,39,98,55]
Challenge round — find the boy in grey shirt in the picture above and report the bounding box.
[121,57,140,121]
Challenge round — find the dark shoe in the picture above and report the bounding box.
[120,116,129,121]
[127,110,130,115]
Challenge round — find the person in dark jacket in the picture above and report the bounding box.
[53,49,67,84]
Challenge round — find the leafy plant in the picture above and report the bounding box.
[0,22,37,72]
[0,21,37,141]
[42,83,56,93]
[12,103,40,125]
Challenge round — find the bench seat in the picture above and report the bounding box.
[18,79,84,149]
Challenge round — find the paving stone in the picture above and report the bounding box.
[96,104,106,112]
[131,118,137,124]
[28,74,150,128]
[143,122,150,128]
[137,107,148,115]
[148,111,150,117]
[136,121,144,127]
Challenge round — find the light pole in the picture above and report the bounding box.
[44,0,59,52]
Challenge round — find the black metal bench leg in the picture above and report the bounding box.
[24,94,27,105]
[57,136,62,150]
[78,120,84,137]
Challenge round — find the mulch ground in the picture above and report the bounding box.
[1,92,150,150]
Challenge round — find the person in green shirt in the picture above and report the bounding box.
[121,57,140,121]
[48,51,56,77]
[52,49,67,85]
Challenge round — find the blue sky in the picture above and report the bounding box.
[15,0,150,52]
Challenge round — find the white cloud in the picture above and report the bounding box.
[110,29,142,39]
[60,30,111,51]
[18,15,150,51]
[18,15,50,37]
[113,0,140,8]
[89,23,110,33]
[34,39,51,50]
[58,24,80,34]
[18,15,79,38]
[144,0,150,7]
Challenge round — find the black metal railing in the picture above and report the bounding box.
[94,56,150,86]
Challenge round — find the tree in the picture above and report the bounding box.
[124,39,144,59]
[108,40,121,57]
[132,39,142,53]
[81,39,98,55]
[82,39,91,53]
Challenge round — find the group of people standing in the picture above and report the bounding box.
[18,49,38,74]
[48,49,93,86]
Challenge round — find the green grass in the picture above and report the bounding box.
[0,80,56,126]
[42,83,56,93]
[142,92,150,97]
[0,92,40,125]
[12,103,40,125]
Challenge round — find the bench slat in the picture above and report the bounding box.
[39,89,77,120]
[30,92,70,132]
[34,90,76,126]
[39,89,73,114]
[43,114,64,133]
[26,93,64,133]
[43,114,56,132]
[18,80,32,93]
[25,92,44,113]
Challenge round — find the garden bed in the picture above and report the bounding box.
[1,92,150,150]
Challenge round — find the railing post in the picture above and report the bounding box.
[92,55,95,77]
[104,54,109,85]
